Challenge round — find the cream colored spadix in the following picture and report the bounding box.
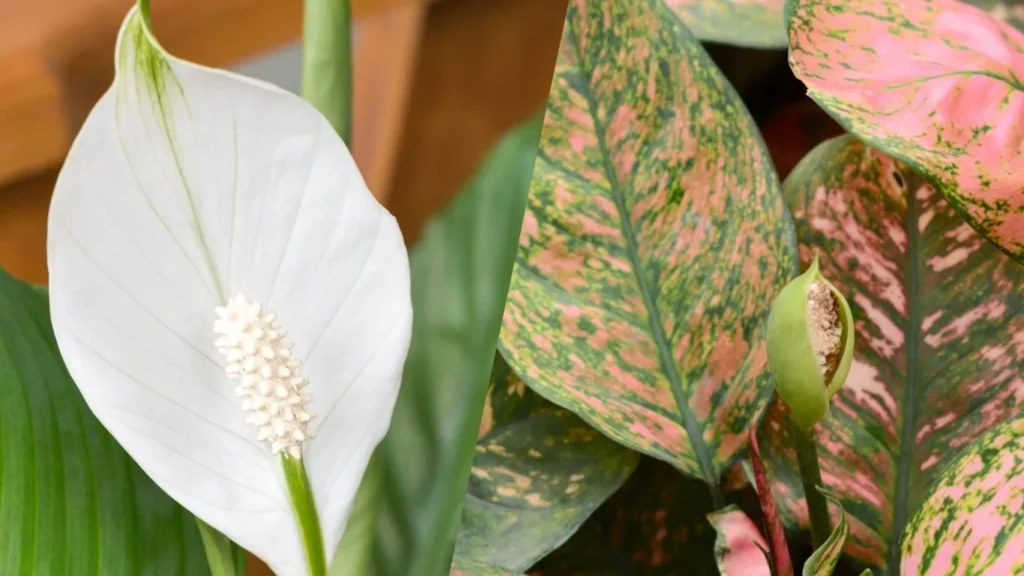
[46,5,412,576]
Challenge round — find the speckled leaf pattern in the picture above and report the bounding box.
[761,135,1024,571]
[456,357,639,572]
[663,0,786,47]
[499,0,796,492]
[530,457,741,576]
[900,414,1024,575]
[450,557,522,576]
[787,0,1024,263]
[707,506,772,576]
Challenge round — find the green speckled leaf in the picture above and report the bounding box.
[663,0,786,47]
[450,556,522,576]
[530,457,723,576]
[455,358,639,572]
[0,268,214,575]
[499,0,796,498]
[762,135,1024,571]
[787,0,1024,263]
[900,414,1024,575]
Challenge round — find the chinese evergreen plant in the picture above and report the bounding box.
[450,0,1024,575]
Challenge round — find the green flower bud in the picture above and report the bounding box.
[766,256,854,429]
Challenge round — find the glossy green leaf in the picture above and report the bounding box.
[761,135,1024,571]
[370,114,543,576]
[664,0,786,47]
[302,0,353,144]
[786,0,1024,263]
[449,557,522,576]
[455,358,639,571]
[900,414,1024,575]
[0,268,212,575]
[531,457,722,575]
[499,0,796,500]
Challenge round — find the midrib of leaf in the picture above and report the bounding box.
[888,175,924,576]
[567,25,725,507]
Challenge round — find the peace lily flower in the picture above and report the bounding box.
[46,5,412,576]
[766,256,854,429]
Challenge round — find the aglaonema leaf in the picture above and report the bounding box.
[454,358,639,572]
[786,0,1024,263]
[706,489,850,576]
[449,556,523,576]
[965,0,1024,30]
[707,506,773,576]
[762,134,1024,572]
[664,0,786,47]
[530,457,724,575]
[900,414,1024,575]
[498,0,796,505]
[0,268,214,574]
[370,114,543,576]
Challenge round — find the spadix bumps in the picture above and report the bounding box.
[766,257,854,429]
[214,294,316,459]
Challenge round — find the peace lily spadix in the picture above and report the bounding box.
[46,5,412,576]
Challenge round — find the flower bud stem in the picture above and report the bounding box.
[790,418,831,549]
[283,456,328,576]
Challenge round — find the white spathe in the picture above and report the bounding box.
[46,6,412,576]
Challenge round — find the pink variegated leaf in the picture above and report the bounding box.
[901,414,1024,575]
[966,0,1024,31]
[787,0,1024,263]
[708,507,772,576]
[761,135,1024,571]
[663,0,786,47]
[499,0,796,491]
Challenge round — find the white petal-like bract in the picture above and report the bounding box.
[47,7,412,575]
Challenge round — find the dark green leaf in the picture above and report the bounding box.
[455,358,638,571]
[369,114,544,576]
[0,267,214,575]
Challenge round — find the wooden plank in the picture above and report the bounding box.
[0,0,438,186]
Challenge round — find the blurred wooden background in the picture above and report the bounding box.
[0,0,566,572]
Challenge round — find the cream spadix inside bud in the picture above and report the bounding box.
[766,256,854,429]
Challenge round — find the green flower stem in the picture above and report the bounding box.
[283,456,328,576]
[302,0,354,145]
[195,519,242,576]
[790,417,831,549]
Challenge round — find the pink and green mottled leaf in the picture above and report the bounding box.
[750,426,794,576]
[455,358,639,572]
[663,0,786,47]
[901,414,1024,575]
[450,557,523,576]
[499,0,796,498]
[707,506,772,576]
[786,0,1024,263]
[761,135,1024,571]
